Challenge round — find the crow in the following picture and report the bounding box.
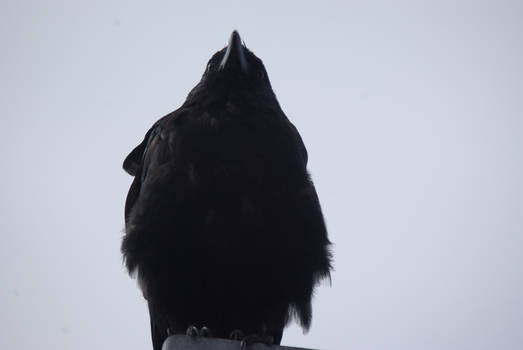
[122,31,332,349]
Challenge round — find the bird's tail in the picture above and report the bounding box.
[148,303,168,350]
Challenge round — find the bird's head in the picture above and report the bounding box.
[185,31,278,107]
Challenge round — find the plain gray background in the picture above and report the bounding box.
[2,1,522,349]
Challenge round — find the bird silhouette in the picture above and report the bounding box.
[122,30,332,349]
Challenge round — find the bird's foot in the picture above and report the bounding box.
[200,326,213,337]
[186,325,199,337]
[186,325,213,337]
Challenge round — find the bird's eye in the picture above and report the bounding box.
[258,69,265,79]
[206,63,212,72]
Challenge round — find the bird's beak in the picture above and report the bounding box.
[219,30,249,72]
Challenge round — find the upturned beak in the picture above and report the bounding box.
[219,30,249,72]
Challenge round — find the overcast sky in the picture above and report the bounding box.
[1,1,522,350]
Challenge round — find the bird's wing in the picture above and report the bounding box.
[123,113,175,221]
[288,121,308,167]
[123,127,154,176]
[123,113,180,350]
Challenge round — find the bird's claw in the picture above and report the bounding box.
[186,325,213,337]
[200,326,213,337]
[186,325,199,337]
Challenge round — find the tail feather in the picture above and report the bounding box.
[148,304,168,350]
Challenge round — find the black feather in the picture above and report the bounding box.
[122,31,332,349]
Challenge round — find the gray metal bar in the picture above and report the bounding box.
[162,334,316,350]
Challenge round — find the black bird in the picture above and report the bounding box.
[122,31,332,349]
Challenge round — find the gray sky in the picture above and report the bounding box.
[2,1,522,349]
